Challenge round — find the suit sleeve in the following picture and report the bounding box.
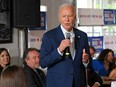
[40,33,63,68]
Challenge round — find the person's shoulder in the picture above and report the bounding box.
[0,65,3,71]
[45,26,60,34]
[92,59,99,63]
[93,59,104,66]
[43,26,60,38]
[23,65,33,73]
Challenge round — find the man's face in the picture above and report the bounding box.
[25,50,40,69]
[58,6,76,31]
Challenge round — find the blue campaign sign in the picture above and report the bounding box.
[104,9,115,25]
[88,36,103,52]
[29,12,46,30]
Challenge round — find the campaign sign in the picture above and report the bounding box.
[104,9,115,25]
[104,36,116,51]
[78,8,104,26]
[88,36,103,52]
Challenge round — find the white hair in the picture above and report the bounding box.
[58,3,76,14]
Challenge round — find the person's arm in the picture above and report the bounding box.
[82,49,102,87]
[92,82,100,87]
[82,34,91,66]
[82,49,89,67]
[57,48,63,56]
[40,33,63,68]
[109,68,116,78]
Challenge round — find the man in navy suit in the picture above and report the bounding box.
[40,3,102,87]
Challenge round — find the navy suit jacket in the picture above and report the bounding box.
[40,25,102,87]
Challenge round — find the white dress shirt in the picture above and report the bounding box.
[58,25,75,59]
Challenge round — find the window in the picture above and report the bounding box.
[76,0,116,37]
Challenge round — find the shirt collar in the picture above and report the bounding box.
[60,25,75,38]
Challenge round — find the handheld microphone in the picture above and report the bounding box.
[65,33,71,57]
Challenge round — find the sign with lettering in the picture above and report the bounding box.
[88,36,103,52]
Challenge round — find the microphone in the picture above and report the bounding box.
[65,33,71,58]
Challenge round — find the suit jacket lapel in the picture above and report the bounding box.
[74,28,81,51]
[33,69,44,87]
[56,25,65,41]
[73,28,83,61]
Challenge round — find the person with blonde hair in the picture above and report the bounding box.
[0,65,28,87]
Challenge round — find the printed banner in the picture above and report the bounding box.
[104,36,116,51]
[104,9,115,25]
[78,8,104,26]
[88,36,103,52]
[28,30,45,49]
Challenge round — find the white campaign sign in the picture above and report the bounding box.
[104,36,116,51]
[78,8,104,26]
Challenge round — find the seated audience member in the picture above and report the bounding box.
[89,46,96,59]
[0,48,11,75]
[92,49,115,76]
[23,48,46,87]
[0,65,28,87]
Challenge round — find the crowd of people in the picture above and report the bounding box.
[89,46,116,87]
[89,46,116,78]
[0,48,46,87]
[0,3,116,87]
